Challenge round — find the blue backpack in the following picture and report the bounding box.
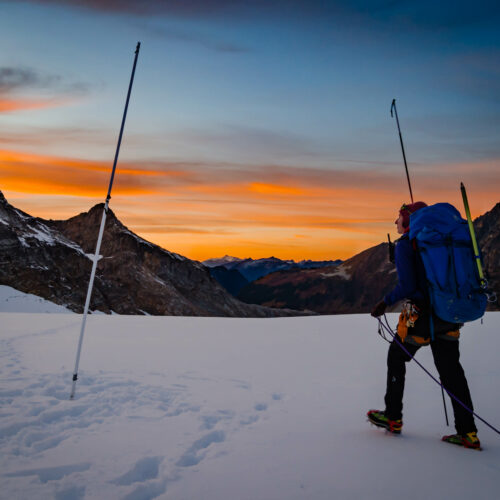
[409,203,487,327]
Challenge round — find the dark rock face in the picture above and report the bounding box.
[238,243,398,314]
[0,192,299,317]
[0,192,94,312]
[207,266,249,296]
[473,202,500,311]
[238,203,500,314]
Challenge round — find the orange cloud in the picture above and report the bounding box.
[2,147,498,261]
[0,97,71,113]
[249,182,305,196]
[0,149,191,197]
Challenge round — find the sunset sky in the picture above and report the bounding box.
[1,1,499,261]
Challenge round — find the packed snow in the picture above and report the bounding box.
[0,311,499,500]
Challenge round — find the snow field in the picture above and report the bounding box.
[0,312,499,500]
[0,286,74,314]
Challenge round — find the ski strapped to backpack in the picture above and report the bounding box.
[460,182,486,288]
[409,197,489,338]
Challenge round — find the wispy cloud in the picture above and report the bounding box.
[159,125,323,165]
[25,0,257,17]
[0,125,110,147]
[441,49,500,102]
[25,1,500,27]
[0,66,89,114]
[141,23,251,53]
[0,67,58,92]
[0,66,88,94]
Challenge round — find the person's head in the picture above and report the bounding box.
[396,201,428,234]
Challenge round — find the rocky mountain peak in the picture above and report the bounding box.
[0,192,300,317]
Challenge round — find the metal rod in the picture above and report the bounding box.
[441,383,450,427]
[107,42,141,202]
[70,42,141,400]
[70,204,108,399]
[391,99,414,203]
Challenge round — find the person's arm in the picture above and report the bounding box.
[384,238,418,306]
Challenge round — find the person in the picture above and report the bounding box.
[368,201,480,450]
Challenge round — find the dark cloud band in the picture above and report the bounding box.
[0,66,89,98]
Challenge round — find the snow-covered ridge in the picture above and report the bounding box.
[320,265,351,280]
[1,203,90,258]
[203,255,243,267]
[22,222,90,258]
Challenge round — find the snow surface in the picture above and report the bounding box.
[0,286,74,314]
[0,312,499,500]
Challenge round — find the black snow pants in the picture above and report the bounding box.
[384,335,477,435]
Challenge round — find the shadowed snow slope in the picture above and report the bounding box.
[0,313,499,499]
[0,286,74,314]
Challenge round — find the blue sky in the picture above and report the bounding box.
[1,0,499,259]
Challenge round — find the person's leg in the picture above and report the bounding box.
[384,335,420,420]
[431,338,477,435]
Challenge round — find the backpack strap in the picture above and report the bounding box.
[412,237,435,339]
[429,293,435,341]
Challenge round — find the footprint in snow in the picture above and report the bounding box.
[121,479,169,500]
[200,409,234,430]
[111,456,164,486]
[55,485,86,500]
[176,430,226,467]
[5,462,91,484]
[240,415,259,426]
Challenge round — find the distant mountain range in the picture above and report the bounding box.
[2,189,497,316]
[237,244,396,313]
[204,256,342,281]
[203,256,343,296]
[0,191,302,317]
[237,203,500,314]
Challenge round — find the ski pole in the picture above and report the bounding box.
[440,383,449,427]
[391,99,414,203]
[460,182,486,287]
[70,42,141,400]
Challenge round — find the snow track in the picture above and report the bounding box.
[0,313,499,499]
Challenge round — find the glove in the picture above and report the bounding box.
[371,300,387,318]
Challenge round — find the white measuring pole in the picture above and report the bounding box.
[70,42,141,399]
